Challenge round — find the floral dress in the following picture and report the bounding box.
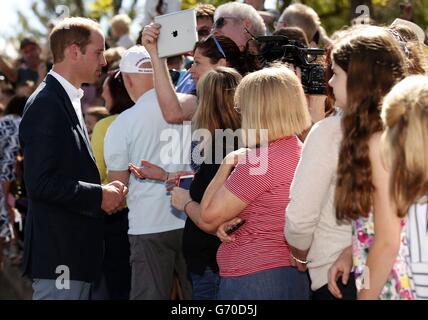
[352,213,415,300]
[0,115,21,240]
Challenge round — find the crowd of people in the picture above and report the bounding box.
[0,0,427,300]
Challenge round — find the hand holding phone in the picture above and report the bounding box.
[178,174,194,190]
[226,219,246,235]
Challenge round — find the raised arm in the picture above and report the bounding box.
[142,23,197,123]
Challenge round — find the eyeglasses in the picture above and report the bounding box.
[209,34,226,59]
[213,16,241,30]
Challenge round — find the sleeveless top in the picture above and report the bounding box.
[352,213,415,299]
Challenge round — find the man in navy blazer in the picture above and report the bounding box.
[19,17,128,300]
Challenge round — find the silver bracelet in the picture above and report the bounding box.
[291,253,309,265]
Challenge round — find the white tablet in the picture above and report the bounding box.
[154,9,198,58]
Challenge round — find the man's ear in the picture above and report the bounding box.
[243,19,252,31]
[64,44,80,62]
[123,73,132,89]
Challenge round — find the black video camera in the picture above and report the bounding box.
[256,35,327,95]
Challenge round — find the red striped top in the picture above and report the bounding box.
[218,136,303,277]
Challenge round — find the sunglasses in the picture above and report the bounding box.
[213,16,241,30]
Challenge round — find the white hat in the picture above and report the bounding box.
[119,45,153,74]
[390,18,425,43]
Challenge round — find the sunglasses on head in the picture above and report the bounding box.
[213,16,241,29]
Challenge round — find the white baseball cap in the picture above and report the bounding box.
[119,45,153,74]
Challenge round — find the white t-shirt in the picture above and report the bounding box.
[104,88,191,235]
[407,199,428,299]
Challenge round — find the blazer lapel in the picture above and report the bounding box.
[46,75,96,161]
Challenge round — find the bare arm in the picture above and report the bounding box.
[171,188,216,234]
[142,23,197,123]
[107,170,130,187]
[357,133,401,300]
[199,149,250,233]
[199,163,247,233]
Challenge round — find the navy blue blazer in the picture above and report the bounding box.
[19,74,104,282]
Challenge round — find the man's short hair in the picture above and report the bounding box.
[49,17,102,63]
[279,3,320,43]
[214,2,267,37]
[273,27,309,47]
[195,3,216,21]
[20,37,39,51]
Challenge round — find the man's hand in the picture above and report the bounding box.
[101,181,128,214]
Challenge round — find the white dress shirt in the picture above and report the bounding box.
[48,70,86,135]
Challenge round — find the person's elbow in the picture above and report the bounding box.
[374,232,401,258]
[199,206,221,233]
[163,112,185,124]
[284,218,313,251]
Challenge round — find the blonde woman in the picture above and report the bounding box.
[198,66,311,299]
[381,75,428,299]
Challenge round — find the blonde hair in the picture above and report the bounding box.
[381,75,428,217]
[193,67,242,135]
[195,3,215,20]
[235,65,311,146]
[85,106,109,120]
[104,46,126,69]
[111,14,131,35]
[50,17,102,63]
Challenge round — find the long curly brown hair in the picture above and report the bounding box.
[334,27,407,221]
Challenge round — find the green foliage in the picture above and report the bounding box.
[11,0,428,46]
[181,0,234,10]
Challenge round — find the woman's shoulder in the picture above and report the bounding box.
[93,115,118,136]
[310,115,342,137]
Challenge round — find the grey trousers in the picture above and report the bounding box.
[32,278,92,300]
[129,228,192,300]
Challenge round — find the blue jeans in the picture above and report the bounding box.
[189,268,220,300]
[217,266,310,300]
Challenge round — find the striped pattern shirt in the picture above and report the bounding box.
[407,199,428,299]
[218,136,302,277]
